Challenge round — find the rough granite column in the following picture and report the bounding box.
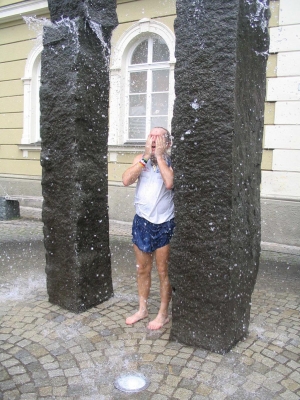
[40,0,118,312]
[170,0,269,353]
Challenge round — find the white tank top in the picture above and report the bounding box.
[134,158,174,224]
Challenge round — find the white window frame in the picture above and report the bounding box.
[21,41,42,146]
[125,36,171,142]
[109,18,175,146]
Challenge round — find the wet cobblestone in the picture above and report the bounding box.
[0,218,299,399]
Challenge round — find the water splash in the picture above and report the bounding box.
[52,321,83,341]
[245,0,269,32]
[24,15,110,65]
[191,0,205,19]
[23,15,80,49]
[0,277,45,302]
[0,183,9,197]
[250,324,265,339]
[254,49,269,58]
[190,99,204,110]
[23,15,52,36]
[55,17,79,36]
[81,2,111,66]
[88,20,111,66]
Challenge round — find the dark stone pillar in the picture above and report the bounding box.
[170,0,269,353]
[40,0,118,312]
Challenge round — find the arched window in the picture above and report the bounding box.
[109,19,175,146]
[21,43,42,145]
[126,34,170,141]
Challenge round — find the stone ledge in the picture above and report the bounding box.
[261,241,300,256]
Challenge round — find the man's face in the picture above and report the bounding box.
[150,128,167,154]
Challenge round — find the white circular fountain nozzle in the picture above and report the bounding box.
[114,372,150,393]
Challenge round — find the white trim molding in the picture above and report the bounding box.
[111,18,176,71]
[21,41,43,147]
[18,144,41,158]
[0,0,48,23]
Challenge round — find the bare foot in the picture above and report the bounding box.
[147,314,170,330]
[125,310,148,325]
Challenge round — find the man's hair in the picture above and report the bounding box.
[154,127,172,145]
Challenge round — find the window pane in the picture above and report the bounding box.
[151,116,168,130]
[152,37,169,62]
[151,93,169,115]
[130,71,147,93]
[152,70,169,92]
[129,95,146,116]
[129,118,146,139]
[131,40,148,64]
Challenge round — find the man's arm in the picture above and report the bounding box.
[122,153,145,186]
[156,156,174,190]
[122,135,152,186]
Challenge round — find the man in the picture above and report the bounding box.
[122,127,175,330]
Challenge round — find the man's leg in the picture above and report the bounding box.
[126,244,153,325]
[148,244,172,330]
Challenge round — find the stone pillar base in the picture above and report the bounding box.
[0,198,20,221]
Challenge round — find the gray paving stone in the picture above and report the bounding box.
[12,373,31,385]
[20,382,35,394]
[0,378,17,391]
[179,377,199,391]
[20,394,38,400]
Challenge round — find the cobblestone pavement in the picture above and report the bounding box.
[0,218,299,399]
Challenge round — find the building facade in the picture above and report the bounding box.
[0,0,299,247]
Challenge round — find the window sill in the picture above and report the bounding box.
[18,143,144,158]
[19,143,41,158]
[108,144,145,152]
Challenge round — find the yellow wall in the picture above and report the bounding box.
[0,129,21,144]
[266,54,277,78]
[269,0,279,27]
[0,112,23,129]
[0,0,23,6]
[112,0,175,46]
[112,15,175,47]
[0,95,23,113]
[0,6,41,186]
[117,0,175,24]
[261,150,273,171]
[0,22,37,46]
[0,11,42,176]
[0,159,41,175]
[0,79,23,97]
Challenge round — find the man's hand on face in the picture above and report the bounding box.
[155,135,166,157]
[144,135,152,159]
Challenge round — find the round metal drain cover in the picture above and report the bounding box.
[114,372,150,393]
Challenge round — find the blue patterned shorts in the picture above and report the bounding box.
[132,214,175,253]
